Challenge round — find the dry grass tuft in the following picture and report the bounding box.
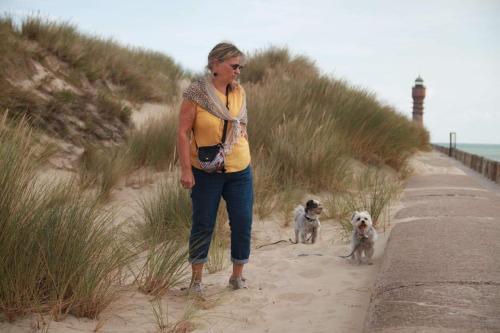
[0,115,129,321]
[325,167,402,238]
[206,203,230,274]
[130,177,191,296]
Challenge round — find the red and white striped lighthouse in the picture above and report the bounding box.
[412,76,426,126]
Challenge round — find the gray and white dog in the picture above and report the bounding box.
[350,211,377,264]
[294,199,322,244]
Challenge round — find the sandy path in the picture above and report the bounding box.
[190,216,391,333]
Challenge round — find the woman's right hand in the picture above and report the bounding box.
[177,99,196,189]
[180,168,195,189]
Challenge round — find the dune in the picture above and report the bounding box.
[131,103,175,129]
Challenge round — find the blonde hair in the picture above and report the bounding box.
[207,42,244,72]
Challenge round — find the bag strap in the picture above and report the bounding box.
[219,84,229,144]
[193,84,230,148]
[220,120,228,144]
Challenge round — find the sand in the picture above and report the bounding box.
[190,219,388,333]
[131,103,175,128]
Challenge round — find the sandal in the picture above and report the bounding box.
[187,280,203,297]
[228,276,248,290]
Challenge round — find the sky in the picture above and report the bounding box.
[2,0,499,144]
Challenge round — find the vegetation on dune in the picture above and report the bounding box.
[206,203,231,274]
[77,111,178,199]
[241,48,428,217]
[130,177,191,296]
[19,16,183,103]
[0,15,185,143]
[0,116,128,321]
[241,47,429,172]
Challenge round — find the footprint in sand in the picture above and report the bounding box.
[320,257,333,265]
[276,292,315,304]
[258,282,278,290]
[348,271,360,278]
[298,268,323,278]
[276,260,293,269]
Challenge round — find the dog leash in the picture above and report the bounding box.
[256,229,316,249]
[338,237,365,259]
[255,239,292,249]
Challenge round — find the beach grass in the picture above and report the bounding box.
[127,111,179,170]
[240,48,427,217]
[134,177,192,243]
[206,203,230,274]
[131,178,191,296]
[277,186,305,228]
[76,111,178,199]
[151,298,199,333]
[19,15,184,103]
[78,143,131,199]
[151,298,169,333]
[0,115,128,321]
[325,166,402,238]
[135,238,189,297]
[0,14,184,144]
[252,151,281,219]
[243,48,429,171]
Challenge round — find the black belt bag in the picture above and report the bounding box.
[198,144,223,162]
[196,121,227,173]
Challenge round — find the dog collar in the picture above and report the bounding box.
[304,214,316,221]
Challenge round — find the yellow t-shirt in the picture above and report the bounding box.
[190,85,251,173]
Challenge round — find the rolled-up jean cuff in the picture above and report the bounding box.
[231,257,249,264]
[189,257,208,264]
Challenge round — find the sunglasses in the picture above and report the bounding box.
[229,63,244,71]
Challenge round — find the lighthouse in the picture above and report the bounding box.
[412,76,426,126]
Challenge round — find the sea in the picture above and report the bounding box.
[434,143,500,162]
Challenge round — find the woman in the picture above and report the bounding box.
[177,42,252,293]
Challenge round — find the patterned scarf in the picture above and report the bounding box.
[183,75,247,154]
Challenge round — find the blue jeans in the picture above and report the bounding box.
[189,166,253,265]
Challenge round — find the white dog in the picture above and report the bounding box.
[349,211,377,264]
[293,199,322,244]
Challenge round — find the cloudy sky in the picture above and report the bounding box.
[2,0,499,143]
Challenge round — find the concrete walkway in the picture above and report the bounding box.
[364,151,500,333]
